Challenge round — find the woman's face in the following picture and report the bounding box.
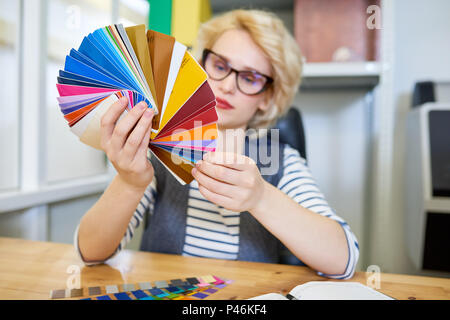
[206,29,273,130]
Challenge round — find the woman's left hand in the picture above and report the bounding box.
[192,152,267,212]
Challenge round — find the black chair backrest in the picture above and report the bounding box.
[271,107,307,160]
[271,107,308,266]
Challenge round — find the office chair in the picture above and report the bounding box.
[271,107,308,266]
[272,106,307,161]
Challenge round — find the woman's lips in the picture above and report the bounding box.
[216,97,235,110]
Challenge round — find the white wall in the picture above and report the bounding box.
[379,0,450,277]
[0,0,19,191]
[293,89,371,271]
[283,0,450,277]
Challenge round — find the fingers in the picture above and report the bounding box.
[110,101,149,153]
[122,107,154,160]
[197,184,235,209]
[203,152,255,171]
[191,166,238,198]
[100,96,128,148]
[195,160,241,185]
[133,114,153,162]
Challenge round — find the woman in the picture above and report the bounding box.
[76,9,359,279]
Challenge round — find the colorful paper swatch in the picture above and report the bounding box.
[49,275,230,300]
[56,24,218,185]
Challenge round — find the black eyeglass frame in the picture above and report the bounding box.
[201,48,274,96]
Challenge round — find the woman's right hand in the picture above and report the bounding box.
[100,96,155,191]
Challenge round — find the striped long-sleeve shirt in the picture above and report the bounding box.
[74,144,359,279]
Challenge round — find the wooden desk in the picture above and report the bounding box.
[0,237,449,300]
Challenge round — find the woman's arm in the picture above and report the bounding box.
[250,181,348,275]
[192,150,357,277]
[77,97,155,262]
[77,175,148,262]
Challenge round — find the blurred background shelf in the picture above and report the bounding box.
[301,61,381,90]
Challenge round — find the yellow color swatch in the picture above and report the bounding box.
[151,50,207,139]
[201,275,216,283]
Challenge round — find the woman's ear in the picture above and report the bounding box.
[257,90,272,112]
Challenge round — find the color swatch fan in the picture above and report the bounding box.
[56,24,218,184]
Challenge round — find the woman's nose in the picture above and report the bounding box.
[218,71,237,94]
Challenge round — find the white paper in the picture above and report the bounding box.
[248,293,289,300]
[289,281,394,300]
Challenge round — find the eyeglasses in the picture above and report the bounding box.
[202,49,273,96]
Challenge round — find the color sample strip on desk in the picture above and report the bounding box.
[213,275,225,285]
[105,285,119,294]
[121,284,136,292]
[170,279,189,286]
[203,288,218,294]
[149,288,169,298]
[139,282,152,290]
[186,277,200,285]
[166,286,184,294]
[196,277,211,287]
[154,280,169,288]
[86,282,227,301]
[114,292,132,300]
[50,289,66,299]
[88,286,101,296]
[131,290,148,299]
[69,288,84,297]
[191,292,209,299]
[50,275,229,299]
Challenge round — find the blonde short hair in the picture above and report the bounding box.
[193,9,303,130]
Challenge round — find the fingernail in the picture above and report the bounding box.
[144,108,154,117]
[138,101,147,110]
[196,160,202,167]
[192,168,197,175]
